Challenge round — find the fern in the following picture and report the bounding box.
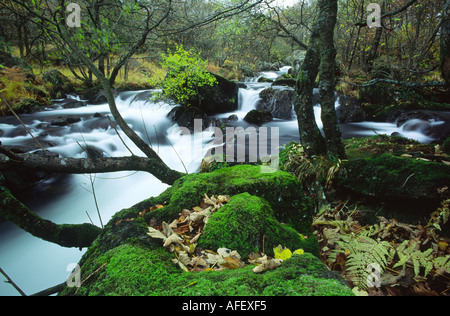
[433,255,450,274]
[334,235,393,290]
[394,240,443,277]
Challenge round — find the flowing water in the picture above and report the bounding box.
[0,67,447,295]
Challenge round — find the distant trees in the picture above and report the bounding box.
[335,0,444,80]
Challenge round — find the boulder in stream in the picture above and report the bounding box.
[59,165,353,296]
[189,73,239,115]
[256,87,295,120]
[244,109,273,125]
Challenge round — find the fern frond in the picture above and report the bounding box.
[394,240,435,277]
[334,235,393,290]
[433,255,450,274]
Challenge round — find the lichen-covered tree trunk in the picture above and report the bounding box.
[441,0,450,86]
[294,0,345,158]
[294,17,327,157]
[318,0,346,158]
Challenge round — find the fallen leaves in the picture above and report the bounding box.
[313,199,450,296]
[145,194,305,274]
[146,194,246,272]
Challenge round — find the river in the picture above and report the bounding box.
[0,67,446,295]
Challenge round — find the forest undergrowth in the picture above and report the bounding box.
[313,199,450,296]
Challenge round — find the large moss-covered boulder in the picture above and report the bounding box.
[59,165,354,296]
[61,243,352,296]
[118,165,315,234]
[198,193,319,258]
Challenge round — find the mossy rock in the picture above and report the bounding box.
[57,165,346,296]
[60,243,352,296]
[336,154,450,201]
[198,193,319,258]
[112,165,314,235]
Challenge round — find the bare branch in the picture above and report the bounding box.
[0,149,184,185]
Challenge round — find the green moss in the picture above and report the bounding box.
[199,193,318,258]
[61,244,352,296]
[336,154,450,200]
[113,165,312,233]
[58,165,341,296]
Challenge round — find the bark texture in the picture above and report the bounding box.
[318,0,346,158]
[294,21,327,157]
[441,0,450,86]
[294,0,345,158]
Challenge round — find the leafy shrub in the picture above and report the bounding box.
[158,45,217,106]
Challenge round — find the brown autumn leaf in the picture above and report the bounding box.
[219,256,243,270]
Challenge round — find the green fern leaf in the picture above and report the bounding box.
[334,235,392,290]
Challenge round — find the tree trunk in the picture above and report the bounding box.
[0,174,101,248]
[318,0,346,158]
[55,18,182,185]
[294,24,327,157]
[441,0,450,86]
[365,25,383,73]
[294,0,345,158]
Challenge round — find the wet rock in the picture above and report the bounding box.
[244,110,273,125]
[193,73,239,115]
[59,98,87,109]
[51,116,81,126]
[167,105,208,131]
[256,87,294,120]
[393,110,450,141]
[336,94,366,123]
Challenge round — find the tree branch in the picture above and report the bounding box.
[0,174,102,248]
[0,148,184,185]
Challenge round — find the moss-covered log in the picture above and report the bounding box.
[0,175,101,248]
